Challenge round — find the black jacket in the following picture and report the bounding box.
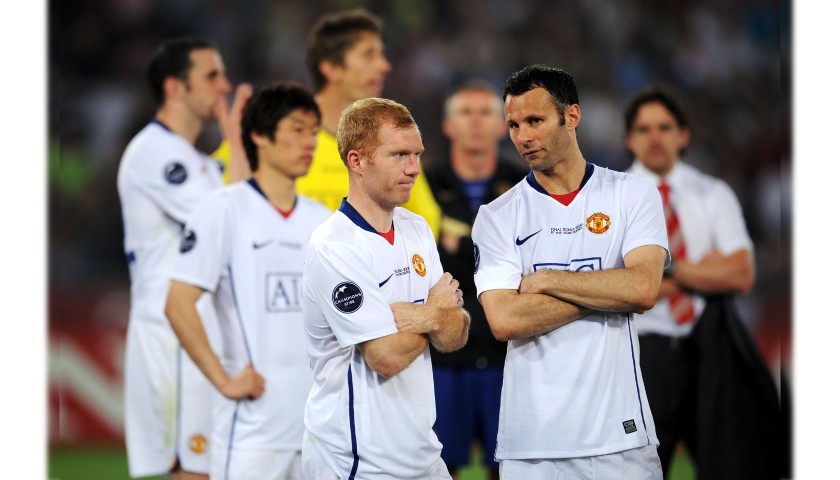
[426,158,528,368]
[689,295,788,479]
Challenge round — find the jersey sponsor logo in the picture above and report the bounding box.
[622,419,637,434]
[412,253,426,277]
[179,229,197,253]
[473,242,480,274]
[515,229,542,245]
[266,273,302,312]
[586,212,611,234]
[189,434,208,454]
[534,256,603,272]
[333,281,363,313]
[253,239,273,249]
[394,266,410,277]
[164,161,188,185]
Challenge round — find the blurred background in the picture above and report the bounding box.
[49,0,789,478]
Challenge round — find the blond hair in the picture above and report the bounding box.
[337,98,418,163]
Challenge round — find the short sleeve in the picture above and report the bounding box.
[306,242,399,348]
[130,149,220,225]
[170,193,231,292]
[709,181,754,256]
[472,205,523,298]
[621,175,669,259]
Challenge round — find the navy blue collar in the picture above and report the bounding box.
[526,162,595,195]
[247,177,297,210]
[338,198,379,234]
[150,118,172,132]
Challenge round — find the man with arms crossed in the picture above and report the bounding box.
[297,8,442,238]
[166,82,331,479]
[624,86,766,478]
[426,80,527,480]
[117,36,235,480]
[472,64,667,479]
[301,98,470,479]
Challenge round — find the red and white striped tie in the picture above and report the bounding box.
[658,181,695,325]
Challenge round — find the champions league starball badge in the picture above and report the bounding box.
[164,161,188,184]
[332,281,363,313]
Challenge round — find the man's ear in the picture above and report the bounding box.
[251,131,269,148]
[163,76,185,101]
[319,59,342,85]
[565,104,581,129]
[346,150,363,175]
[679,128,691,150]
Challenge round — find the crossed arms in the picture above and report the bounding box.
[358,272,471,378]
[479,244,667,341]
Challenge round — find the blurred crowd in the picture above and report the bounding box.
[50,0,789,368]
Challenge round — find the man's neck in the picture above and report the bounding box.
[346,186,394,232]
[253,168,297,211]
[155,104,203,145]
[315,89,353,136]
[533,150,588,194]
[450,146,498,181]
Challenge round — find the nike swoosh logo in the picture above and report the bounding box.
[378,274,394,287]
[252,240,273,249]
[515,229,542,246]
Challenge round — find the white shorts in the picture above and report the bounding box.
[124,296,221,477]
[499,444,663,480]
[212,446,301,480]
[302,430,451,480]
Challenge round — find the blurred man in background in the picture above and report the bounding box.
[117,36,238,480]
[624,86,782,479]
[297,8,442,238]
[166,81,331,480]
[426,81,527,480]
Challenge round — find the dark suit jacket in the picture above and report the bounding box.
[689,295,788,479]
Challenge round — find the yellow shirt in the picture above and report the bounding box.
[213,129,441,238]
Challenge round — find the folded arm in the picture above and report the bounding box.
[519,244,667,313]
[479,288,592,341]
[669,248,754,295]
[390,272,470,352]
[358,332,429,379]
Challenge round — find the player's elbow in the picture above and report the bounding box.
[163,292,180,328]
[733,267,755,295]
[486,314,515,342]
[361,347,406,378]
[366,358,402,379]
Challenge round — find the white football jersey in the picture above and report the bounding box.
[473,164,667,459]
[302,200,444,479]
[171,178,331,452]
[117,120,224,322]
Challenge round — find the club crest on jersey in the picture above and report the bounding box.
[164,161,188,184]
[473,243,480,274]
[333,281,363,313]
[586,212,611,234]
[412,253,427,277]
[189,434,207,454]
[179,229,197,253]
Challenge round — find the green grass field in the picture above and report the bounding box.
[49,444,695,480]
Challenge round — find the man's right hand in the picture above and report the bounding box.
[427,272,464,308]
[216,83,254,146]
[219,364,265,400]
